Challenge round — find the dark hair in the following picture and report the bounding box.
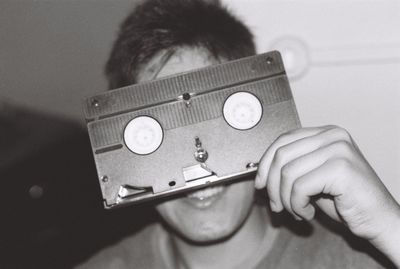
[105,0,256,89]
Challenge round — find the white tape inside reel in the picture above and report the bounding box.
[124,116,163,155]
[223,92,263,130]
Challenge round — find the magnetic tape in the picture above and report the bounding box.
[84,51,301,209]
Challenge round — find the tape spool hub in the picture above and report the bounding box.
[124,116,163,155]
[223,92,263,130]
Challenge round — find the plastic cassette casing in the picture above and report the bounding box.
[84,51,301,209]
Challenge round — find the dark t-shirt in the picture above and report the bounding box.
[75,216,392,269]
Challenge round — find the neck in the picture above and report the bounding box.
[166,204,272,269]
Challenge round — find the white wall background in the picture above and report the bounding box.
[223,0,400,199]
[1,0,399,199]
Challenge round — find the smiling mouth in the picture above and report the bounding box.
[184,185,227,209]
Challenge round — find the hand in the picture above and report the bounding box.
[255,126,400,264]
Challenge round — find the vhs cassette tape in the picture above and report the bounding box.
[84,51,301,209]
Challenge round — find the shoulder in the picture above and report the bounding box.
[276,214,394,269]
[74,223,161,269]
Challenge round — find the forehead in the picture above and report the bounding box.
[137,47,220,82]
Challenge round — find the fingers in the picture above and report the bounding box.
[267,127,342,211]
[290,158,350,221]
[280,139,354,216]
[255,126,333,189]
[256,126,355,217]
[256,125,400,245]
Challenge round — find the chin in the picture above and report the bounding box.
[156,180,255,244]
[178,218,240,244]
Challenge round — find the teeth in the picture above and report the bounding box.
[187,186,225,200]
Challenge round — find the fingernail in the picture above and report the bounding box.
[294,215,303,221]
[270,201,277,212]
[254,176,260,189]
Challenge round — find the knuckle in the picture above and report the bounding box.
[276,132,290,144]
[331,157,352,172]
[281,163,293,180]
[274,146,287,165]
[332,140,353,156]
[292,180,304,197]
[331,126,352,141]
[324,124,339,131]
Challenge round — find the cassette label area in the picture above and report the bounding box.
[84,51,301,209]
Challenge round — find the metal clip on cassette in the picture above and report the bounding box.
[84,51,300,209]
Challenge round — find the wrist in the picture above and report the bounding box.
[371,204,400,267]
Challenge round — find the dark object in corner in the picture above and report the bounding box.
[0,104,157,269]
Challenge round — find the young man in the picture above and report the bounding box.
[77,0,400,268]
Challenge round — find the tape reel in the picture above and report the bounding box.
[123,116,164,155]
[223,92,263,130]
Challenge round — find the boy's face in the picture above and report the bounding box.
[137,47,256,243]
